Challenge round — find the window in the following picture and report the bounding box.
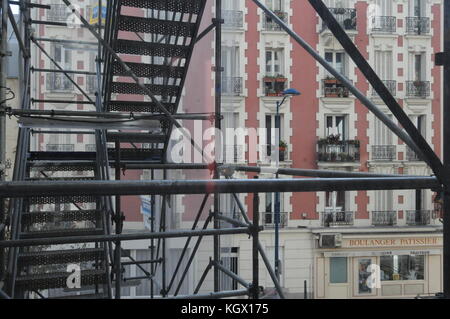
[222,112,242,162]
[325,115,347,139]
[330,257,348,283]
[358,258,373,294]
[326,191,346,211]
[412,53,426,81]
[374,0,393,16]
[265,49,284,76]
[222,47,240,78]
[374,115,393,146]
[325,51,347,77]
[266,0,284,11]
[380,255,425,281]
[265,114,284,158]
[411,0,425,17]
[264,192,285,226]
[374,51,393,81]
[220,247,239,290]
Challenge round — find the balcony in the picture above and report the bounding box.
[322,211,354,227]
[47,4,70,22]
[406,81,430,98]
[262,212,289,228]
[222,76,243,96]
[371,16,396,33]
[321,8,357,32]
[264,75,287,96]
[371,145,396,161]
[223,144,245,163]
[406,210,432,226]
[46,144,75,152]
[263,11,287,31]
[323,78,350,98]
[406,17,430,35]
[222,10,244,29]
[406,146,422,161]
[317,137,360,163]
[46,73,74,92]
[372,211,397,226]
[372,80,396,97]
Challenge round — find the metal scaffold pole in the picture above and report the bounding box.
[442,0,450,299]
[0,0,9,282]
[213,0,223,293]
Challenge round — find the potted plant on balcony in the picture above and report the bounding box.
[324,76,338,85]
[275,74,287,82]
[279,140,287,161]
[326,133,341,145]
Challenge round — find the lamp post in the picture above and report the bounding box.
[274,88,300,284]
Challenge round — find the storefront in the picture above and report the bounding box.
[314,231,443,298]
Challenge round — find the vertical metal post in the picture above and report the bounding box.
[251,181,259,299]
[0,0,9,282]
[304,280,307,299]
[443,0,450,300]
[274,101,281,282]
[114,140,122,298]
[150,169,154,299]
[161,169,167,297]
[213,0,223,293]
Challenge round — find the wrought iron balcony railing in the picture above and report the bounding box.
[322,8,357,31]
[371,16,396,33]
[372,211,397,226]
[406,17,431,35]
[406,210,432,226]
[322,211,354,227]
[223,144,245,163]
[406,81,430,98]
[371,145,396,161]
[46,73,74,92]
[263,11,287,31]
[406,146,422,161]
[47,4,71,22]
[46,144,75,152]
[262,212,289,228]
[317,139,360,162]
[323,78,350,98]
[222,76,243,96]
[372,80,396,97]
[222,10,244,29]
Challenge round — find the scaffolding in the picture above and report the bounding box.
[0,0,448,299]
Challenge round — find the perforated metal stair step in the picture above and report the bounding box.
[120,0,205,14]
[27,195,97,205]
[15,269,107,290]
[27,161,96,172]
[26,177,96,182]
[117,15,196,37]
[107,101,176,113]
[106,132,166,143]
[114,39,190,58]
[20,228,104,239]
[22,210,102,226]
[112,61,185,79]
[111,81,180,96]
[18,248,105,267]
[51,293,107,300]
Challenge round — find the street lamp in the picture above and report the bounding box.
[274,88,301,284]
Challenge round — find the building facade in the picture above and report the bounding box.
[28,0,445,298]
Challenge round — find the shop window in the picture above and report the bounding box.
[330,257,347,283]
[380,255,425,281]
